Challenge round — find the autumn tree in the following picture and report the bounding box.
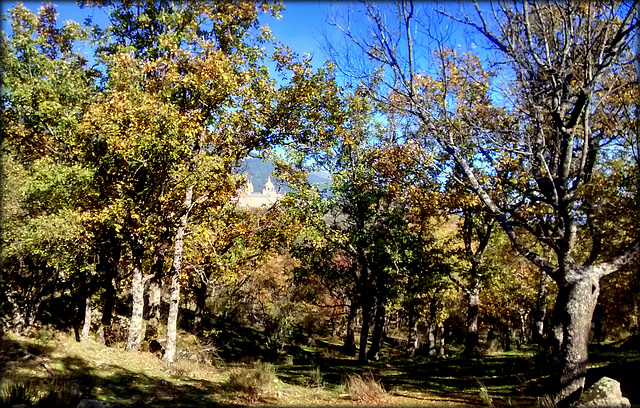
[284,89,448,361]
[1,3,100,335]
[328,0,639,403]
[78,0,345,362]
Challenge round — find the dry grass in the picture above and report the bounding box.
[1,330,480,407]
[344,372,389,403]
[227,361,278,400]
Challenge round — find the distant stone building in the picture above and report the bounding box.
[237,176,284,208]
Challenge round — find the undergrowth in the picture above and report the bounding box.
[226,361,278,400]
[344,372,388,403]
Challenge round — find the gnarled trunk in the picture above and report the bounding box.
[548,272,600,406]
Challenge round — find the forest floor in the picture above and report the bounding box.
[1,329,638,408]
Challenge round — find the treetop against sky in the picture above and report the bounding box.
[0,1,333,68]
[1,1,478,86]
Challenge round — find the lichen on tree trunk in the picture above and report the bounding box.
[163,185,193,363]
[548,271,600,406]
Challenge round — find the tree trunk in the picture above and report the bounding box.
[464,287,480,356]
[75,274,93,343]
[632,291,640,337]
[145,269,163,341]
[548,273,600,406]
[8,291,42,335]
[163,185,193,363]
[591,300,604,344]
[101,274,117,346]
[437,323,445,357]
[427,299,437,357]
[126,242,146,351]
[367,301,386,361]
[145,236,168,341]
[506,322,519,351]
[80,293,91,342]
[520,313,528,346]
[358,301,371,362]
[99,244,120,346]
[164,273,181,362]
[406,299,419,357]
[343,298,358,355]
[193,282,207,334]
[533,271,550,345]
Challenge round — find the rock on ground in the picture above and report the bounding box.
[573,376,630,408]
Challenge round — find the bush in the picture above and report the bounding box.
[227,362,277,400]
[476,379,493,407]
[344,372,387,403]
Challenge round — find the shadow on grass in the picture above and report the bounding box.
[0,337,237,408]
[4,332,638,408]
[275,343,546,407]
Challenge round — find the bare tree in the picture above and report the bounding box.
[327,0,639,404]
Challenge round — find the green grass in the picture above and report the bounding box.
[1,329,638,407]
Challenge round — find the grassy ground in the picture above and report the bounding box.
[1,329,638,407]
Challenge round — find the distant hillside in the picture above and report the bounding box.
[238,157,331,193]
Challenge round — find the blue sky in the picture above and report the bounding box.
[1,1,503,101]
[1,1,477,70]
[1,1,347,69]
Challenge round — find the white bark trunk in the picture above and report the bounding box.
[80,295,91,342]
[163,186,193,363]
[126,244,145,351]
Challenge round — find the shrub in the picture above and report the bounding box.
[344,372,387,403]
[476,379,493,407]
[227,362,277,400]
